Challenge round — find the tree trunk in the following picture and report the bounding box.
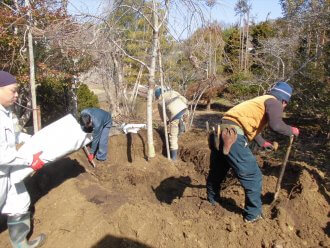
[130,64,143,111]
[113,54,129,114]
[158,41,170,160]
[244,10,250,72]
[146,1,159,159]
[69,75,78,117]
[26,0,38,133]
[208,26,212,78]
[238,16,242,71]
[100,57,119,115]
[16,98,32,127]
[206,99,211,110]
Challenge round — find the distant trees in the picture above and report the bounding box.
[0,0,97,127]
[220,0,328,120]
[186,24,224,79]
[110,0,171,159]
[179,23,225,112]
[0,0,328,147]
[277,0,329,121]
[235,0,251,72]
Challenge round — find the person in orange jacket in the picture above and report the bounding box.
[206,81,299,223]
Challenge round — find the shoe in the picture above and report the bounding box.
[207,194,220,205]
[244,214,263,223]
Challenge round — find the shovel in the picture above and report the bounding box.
[272,135,294,202]
[82,145,96,168]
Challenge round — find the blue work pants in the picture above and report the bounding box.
[95,121,112,161]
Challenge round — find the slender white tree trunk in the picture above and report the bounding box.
[26,0,38,133]
[158,41,170,160]
[244,10,250,72]
[241,23,245,70]
[146,87,155,158]
[238,16,242,71]
[146,0,159,159]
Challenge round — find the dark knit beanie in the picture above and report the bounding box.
[0,71,16,87]
[269,81,293,103]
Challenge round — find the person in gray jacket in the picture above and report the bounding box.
[79,108,112,161]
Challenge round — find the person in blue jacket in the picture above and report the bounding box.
[79,108,112,161]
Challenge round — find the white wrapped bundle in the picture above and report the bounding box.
[10,114,92,183]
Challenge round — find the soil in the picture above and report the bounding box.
[0,108,329,248]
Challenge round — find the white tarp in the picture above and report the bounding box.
[121,123,146,134]
[10,114,92,183]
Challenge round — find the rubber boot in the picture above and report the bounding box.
[7,212,46,248]
[206,183,220,205]
[170,150,178,161]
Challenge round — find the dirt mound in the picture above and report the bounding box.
[0,128,329,248]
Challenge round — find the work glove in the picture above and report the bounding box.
[262,141,274,151]
[30,151,45,171]
[88,153,94,161]
[291,126,300,137]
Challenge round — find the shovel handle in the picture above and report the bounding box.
[273,135,294,201]
[82,146,96,168]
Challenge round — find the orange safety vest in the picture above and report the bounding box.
[223,95,276,141]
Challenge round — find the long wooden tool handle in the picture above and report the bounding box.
[206,121,209,133]
[273,135,294,201]
[82,146,96,168]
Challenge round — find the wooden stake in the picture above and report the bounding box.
[206,121,209,133]
[36,106,42,131]
[217,124,220,140]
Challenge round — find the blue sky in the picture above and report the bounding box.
[68,0,283,39]
[169,0,283,39]
[215,0,283,24]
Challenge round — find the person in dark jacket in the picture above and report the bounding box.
[79,108,112,161]
[206,81,299,223]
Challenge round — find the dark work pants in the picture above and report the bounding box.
[206,134,262,221]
